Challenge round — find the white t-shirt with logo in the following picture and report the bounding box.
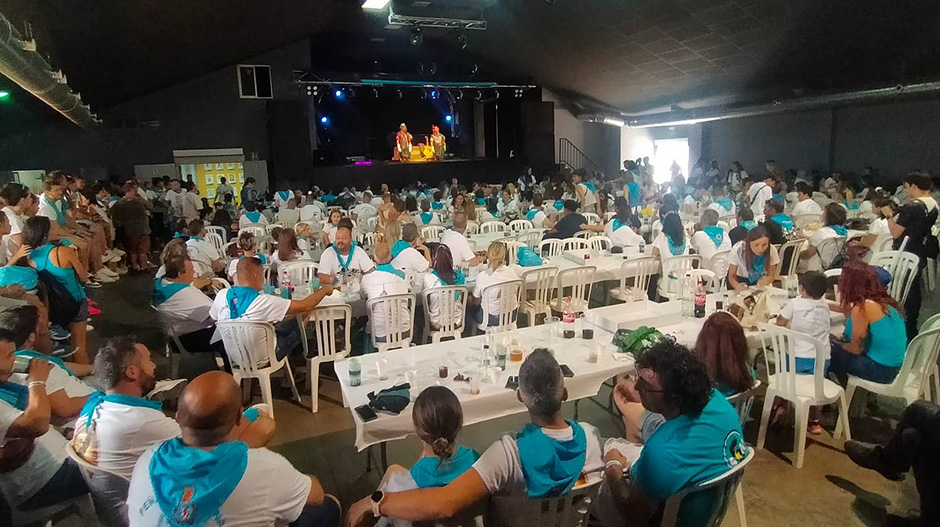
[209,291,291,324]
[126,445,312,527]
[391,247,429,274]
[155,281,215,337]
[0,400,69,506]
[690,230,732,264]
[472,266,520,315]
[360,269,411,338]
[780,297,832,361]
[317,245,374,280]
[440,230,476,267]
[187,238,221,277]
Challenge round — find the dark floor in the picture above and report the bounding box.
[86,271,933,527]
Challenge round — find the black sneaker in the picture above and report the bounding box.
[845,440,905,481]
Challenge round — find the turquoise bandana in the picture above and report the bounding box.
[0,381,28,410]
[431,269,466,286]
[740,220,757,231]
[391,240,411,259]
[583,181,597,194]
[150,438,249,527]
[245,211,262,224]
[226,286,260,319]
[526,209,539,221]
[703,226,725,247]
[627,182,641,206]
[431,202,444,210]
[831,225,848,236]
[239,253,268,264]
[715,198,734,212]
[747,254,766,285]
[476,197,485,205]
[410,446,480,488]
[276,190,292,202]
[667,235,686,256]
[152,278,190,307]
[612,218,629,232]
[517,420,587,498]
[420,212,434,224]
[333,241,359,272]
[44,194,68,226]
[770,213,794,232]
[553,200,565,211]
[81,391,162,428]
[375,263,406,279]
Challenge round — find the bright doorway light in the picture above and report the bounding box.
[362,0,391,10]
[653,138,689,185]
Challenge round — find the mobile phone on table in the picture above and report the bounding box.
[560,364,574,378]
[355,405,378,422]
[505,376,519,390]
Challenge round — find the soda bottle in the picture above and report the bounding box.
[693,279,706,318]
[562,297,576,338]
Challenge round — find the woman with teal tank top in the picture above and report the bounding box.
[23,216,91,365]
[829,261,908,386]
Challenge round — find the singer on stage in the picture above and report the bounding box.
[393,123,413,162]
[429,125,447,161]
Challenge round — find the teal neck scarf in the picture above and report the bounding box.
[526,209,539,221]
[0,381,28,410]
[226,286,260,319]
[612,218,629,232]
[391,240,411,259]
[667,235,686,256]
[517,420,587,498]
[431,201,444,210]
[15,349,73,377]
[150,438,249,527]
[703,226,725,247]
[239,253,267,264]
[553,200,565,211]
[747,254,766,284]
[583,181,597,194]
[44,194,68,226]
[740,220,757,231]
[770,213,794,232]
[245,211,262,224]
[153,278,191,307]
[476,197,485,205]
[410,446,480,488]
[420,212,434,224]
[80,391,162,428]
[431,269,466,286]
[375,263,406,279]
[831,225,848,236]
[277,190,292,202]
[715,198,734,212]
[333,241,358,272]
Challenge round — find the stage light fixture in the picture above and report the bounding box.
[455,90,463,100]
[320,116,329,125]
[373,88,380,98]
[475,90,483,101]
[362,0,391,10]
[429,62,437,76]
[334,89,344,99]
[396,89,403,99]
[305,86,313,96]
[470,64,479,76]
[445,114,453,122]
[410,27,424,47]
[430,89,439,99]
[494,89,500,99]
[457,30,468,50]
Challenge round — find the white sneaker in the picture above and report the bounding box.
[94,270,117,283]
[110,248,126,257]
[116,266,129,275]
[99,268,119,278]
[104,254,122,264]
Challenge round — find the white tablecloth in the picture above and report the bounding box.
[334,323,632,451]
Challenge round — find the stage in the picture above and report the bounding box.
[294,158,529,192]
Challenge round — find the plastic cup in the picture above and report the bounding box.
[348,358,362,387]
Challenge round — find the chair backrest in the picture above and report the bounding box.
[488,479,602,527]
[758,324,829,400]
[718,214,737,228]
[561,238,589,251]
[421,225,447,242]
[794,213,822,229]
[308,304,352,361]
[282,260,319,288]
[521,266,559,309]
[475,206,488,219]
[539,239,563,258]
[778,238,806,278]
[509,219,534,232]
[480,279,523,330]
[503,240,527,265]
[367,293,416,352]
[659,447,754,527]
[824,268,842,302]
[661,255,701,296]
[265,222,284,234]
[216,320,281,374]
[422,285,469,337]
[890,326,940,397]
[619,257,657,302]
[651,220,663,241]
[357,231,376,247]
[366,216,379,231]
[66,441,130,527]
[465,220,480,235]
[241,225,266,239]
[706,249,731,278]
[205,232,225,255]
[205,226,227,243]
[682,219,696,239]
[481,221,508,233]
[573,230,593,240]
[516,230,544,249]
[681,268,719,295]
[582,212,601,225]
[870,250,921,305]
[725,380,762,428]
[556,266,596,306]
[589,236,612,252]
[817,235,847,269]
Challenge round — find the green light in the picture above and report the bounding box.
[0,90,9,99]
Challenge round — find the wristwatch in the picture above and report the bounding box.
[370,490,384,518]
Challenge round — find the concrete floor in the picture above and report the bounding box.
[87,272,929,527]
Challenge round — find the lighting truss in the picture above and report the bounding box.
[388,5,487,30]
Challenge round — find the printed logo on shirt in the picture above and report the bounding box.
[723,430,747,467]
[174,487,197,525]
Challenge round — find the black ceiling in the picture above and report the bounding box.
[2,0,940,132]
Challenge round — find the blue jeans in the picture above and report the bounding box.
[290,496,341,527]
[830,340,901,386]
[275,319,303,361]
[18,459,89,510]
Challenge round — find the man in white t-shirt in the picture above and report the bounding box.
[154,255,228,364]
[211,258,333,361]
[345,349,605,527]
[573,169,596,213]
[391,224,430,274]
[790,182,823,220]
[440,213,482,269]
[180,183,203,224]
[239,201,270,229]
[0,333,90,515]
[164,179,184,221]
[746,175,774,216]
[361,243,412,342]
[276,198,301,227]
[525,195,555,229]
[126,371,339,527]
[690,209,732,265]
[186,220,225,277]
[351,192,378,223]
[317,221,375,285]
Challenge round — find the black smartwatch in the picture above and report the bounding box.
[371,490,385,518]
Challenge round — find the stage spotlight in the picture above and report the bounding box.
[457,30,468,50]
[430,89,439,100]
[320,116,329,125]
[396,89,403,99]
[494,89,500,99]
[470,64,479,76]
[475,90,483,101]
[305,85,313,96]
[373,88,380,98]
[445,114,453,123]
[410,27,424,47]
[334,89,344,99]
[455,89,463,100]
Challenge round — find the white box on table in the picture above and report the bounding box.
[585,301,682,333]
[562,249,601,265]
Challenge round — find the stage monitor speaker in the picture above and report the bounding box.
[521,101,554,171]
[267,100,313,188]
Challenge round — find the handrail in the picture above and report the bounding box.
[558,138,601,175]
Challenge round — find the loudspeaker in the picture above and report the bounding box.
[521,101,554,171]
[267,101,313,187]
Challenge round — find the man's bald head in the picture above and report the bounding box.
[236,257,264,289]
[453,212,468,232]
[177,371,243,447]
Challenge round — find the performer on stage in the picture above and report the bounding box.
[394,123,413,162]
[429,125,447,161]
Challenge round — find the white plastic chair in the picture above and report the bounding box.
[465,221,480,235]
[421,225,446,242]
[357,231,376,248]
[538,239,563,258]
[509,219,533,232]
[776,238,806,282]
[67,441,130,527]
[477,280,523,333]
[870,250,921,305]
[488,479,600,527]
[481,221,508,234]
[756,325,851,468]
[550,266,596,314]
[216,320,302,419]
[367,293,416,353]
[561,238,589,251]
[282,260,319,288]
[817,235,847,269]
[153,305,201,379]
[589,236,612,252]
[706,248,731,279]
[206,225,227,244]
[836,327,940,436]
[610,257,657,303]
[680,268,719,295]
[718,214,737,228]
[240,225,266,239]
[824,268,842,302]
[582,212,601,225]
[573,230,593,240]
[516,230,544,250]
[503,240,527,265]
[659,447,754,527]
[793,213,822,229]
[205,232,225,255]
[659,255,701,301]
[303,304,351,413]
[366,216,378,231]
[475,206,488,219]
[265,222,284,234]
[520,267,559,327]
[422,285,469,343]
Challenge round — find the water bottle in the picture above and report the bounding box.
[693,279,706,318]
[681,275,694,319]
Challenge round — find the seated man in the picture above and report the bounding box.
[362,243,411,344]
[240,201,270,229]
[345,349,604,527]
[211,258,333,361]
[351,192,378,223]
[728,207,757,246]
[439,213,481,269]
[0,305,93,424]
[126,371,339,527]
[186,220,225,277]
[391,223,431,274]
[525,194,555,229]
[542,200,587,240]
[277,198,302,227]
[791,182,823,218]
[0,331,89,519]
[153,254,228,369]
[317,219,375,285]
[602,341,747,527]
[761,198,793,245]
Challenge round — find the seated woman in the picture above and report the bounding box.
[761,198,793,245]
[707,185,736,216]
[863,196,894,249]
[580,197,642,247]
[496,188,521,220]
[470,242,520,327]
[829,261,907,386]
[23,216,91,364]
[416,199,437,226]
[650,213,688,299]
[728,224,780,291]
[690,209,732,264]
[321,209,344,248]
[422,246,466,331]
[227,231,268,282]
[271,228,311,288]
[799,202,848,271]
[525,194,555,229]
[614,311,753,443]
[391,223,430,274]
[238,201,268,229]
[477,197,501,223]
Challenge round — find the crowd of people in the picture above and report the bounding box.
[0,157,937,526]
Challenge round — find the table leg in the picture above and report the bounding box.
[574,400,580,421]
[381,442,389,472]
[366,446,373,472]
